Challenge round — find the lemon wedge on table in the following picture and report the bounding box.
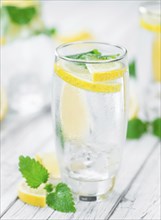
[0,88,8,121]
[35,152,60,179]
[18,181,46,207]
[55,62,122,93]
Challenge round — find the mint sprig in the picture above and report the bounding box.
[66,49,120,68]
[127,117,161,139]
[44,183,54,193]
[19,156,76,213]
[152,118,161,138]
[67,49,120,61]
[47,183,76,213]
[19,156,49,188]
[127,118,147,139]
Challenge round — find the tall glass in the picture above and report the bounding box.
[53,42,129,201]
[137,2,161,120]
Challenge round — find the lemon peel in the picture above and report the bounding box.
[18,181,46,207]
[55,64,121,93]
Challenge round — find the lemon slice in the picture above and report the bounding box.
[140,13,161,32]
[60,83,90,140]
[152,35,161,82]
[87,62,126,82]
[58,31,93,43]
[0,88,8,121]
[140,19,161,32]
[18,181,46,207]
[55,62,121,93]
[35,152,60,179]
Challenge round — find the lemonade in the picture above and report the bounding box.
[137,2,161,120]
[53,42,128,201]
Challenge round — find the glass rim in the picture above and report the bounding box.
[55,41,127,64]
[139,1,160,17]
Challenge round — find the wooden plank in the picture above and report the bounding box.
[1,135,158,220]
[1,105,50,141]
[110,143,160,220]
[1,113,54,214]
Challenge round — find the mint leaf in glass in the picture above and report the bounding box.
[66,49,120,68]
[46,183,76,213]
[66,49,119,61]
[100,53,120,60]
[19,156,49,188]
[127,118,147,139]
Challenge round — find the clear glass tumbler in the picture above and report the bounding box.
[137,2,161,120]
[53,42,129,201]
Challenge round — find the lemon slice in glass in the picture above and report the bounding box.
[87,62,126,82]
[55,62,121,93]
[60,83,90,140]
[18,181,46,207]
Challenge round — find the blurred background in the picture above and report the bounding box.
[0,0,160,138]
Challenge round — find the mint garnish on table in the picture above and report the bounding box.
[127,118,161,139]
[19,156,76,213]
[46,183,76,213]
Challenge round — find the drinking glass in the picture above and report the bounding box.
[137,2,161,120]
[53,42,129,201]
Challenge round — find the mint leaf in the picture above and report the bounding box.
[66,50,120,68]
[44,183,54,193]
[19,156,49,188]
[66,49,119,61]
[5,6,37,25]
[46,183,76,213]
[152,118,161,138]
[33,27,57,37]
[100,54,120,60]
[127,118,147,139]
[66,49,101,61]
[129,60,136,78]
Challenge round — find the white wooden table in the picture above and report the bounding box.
[1,1,160,219]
